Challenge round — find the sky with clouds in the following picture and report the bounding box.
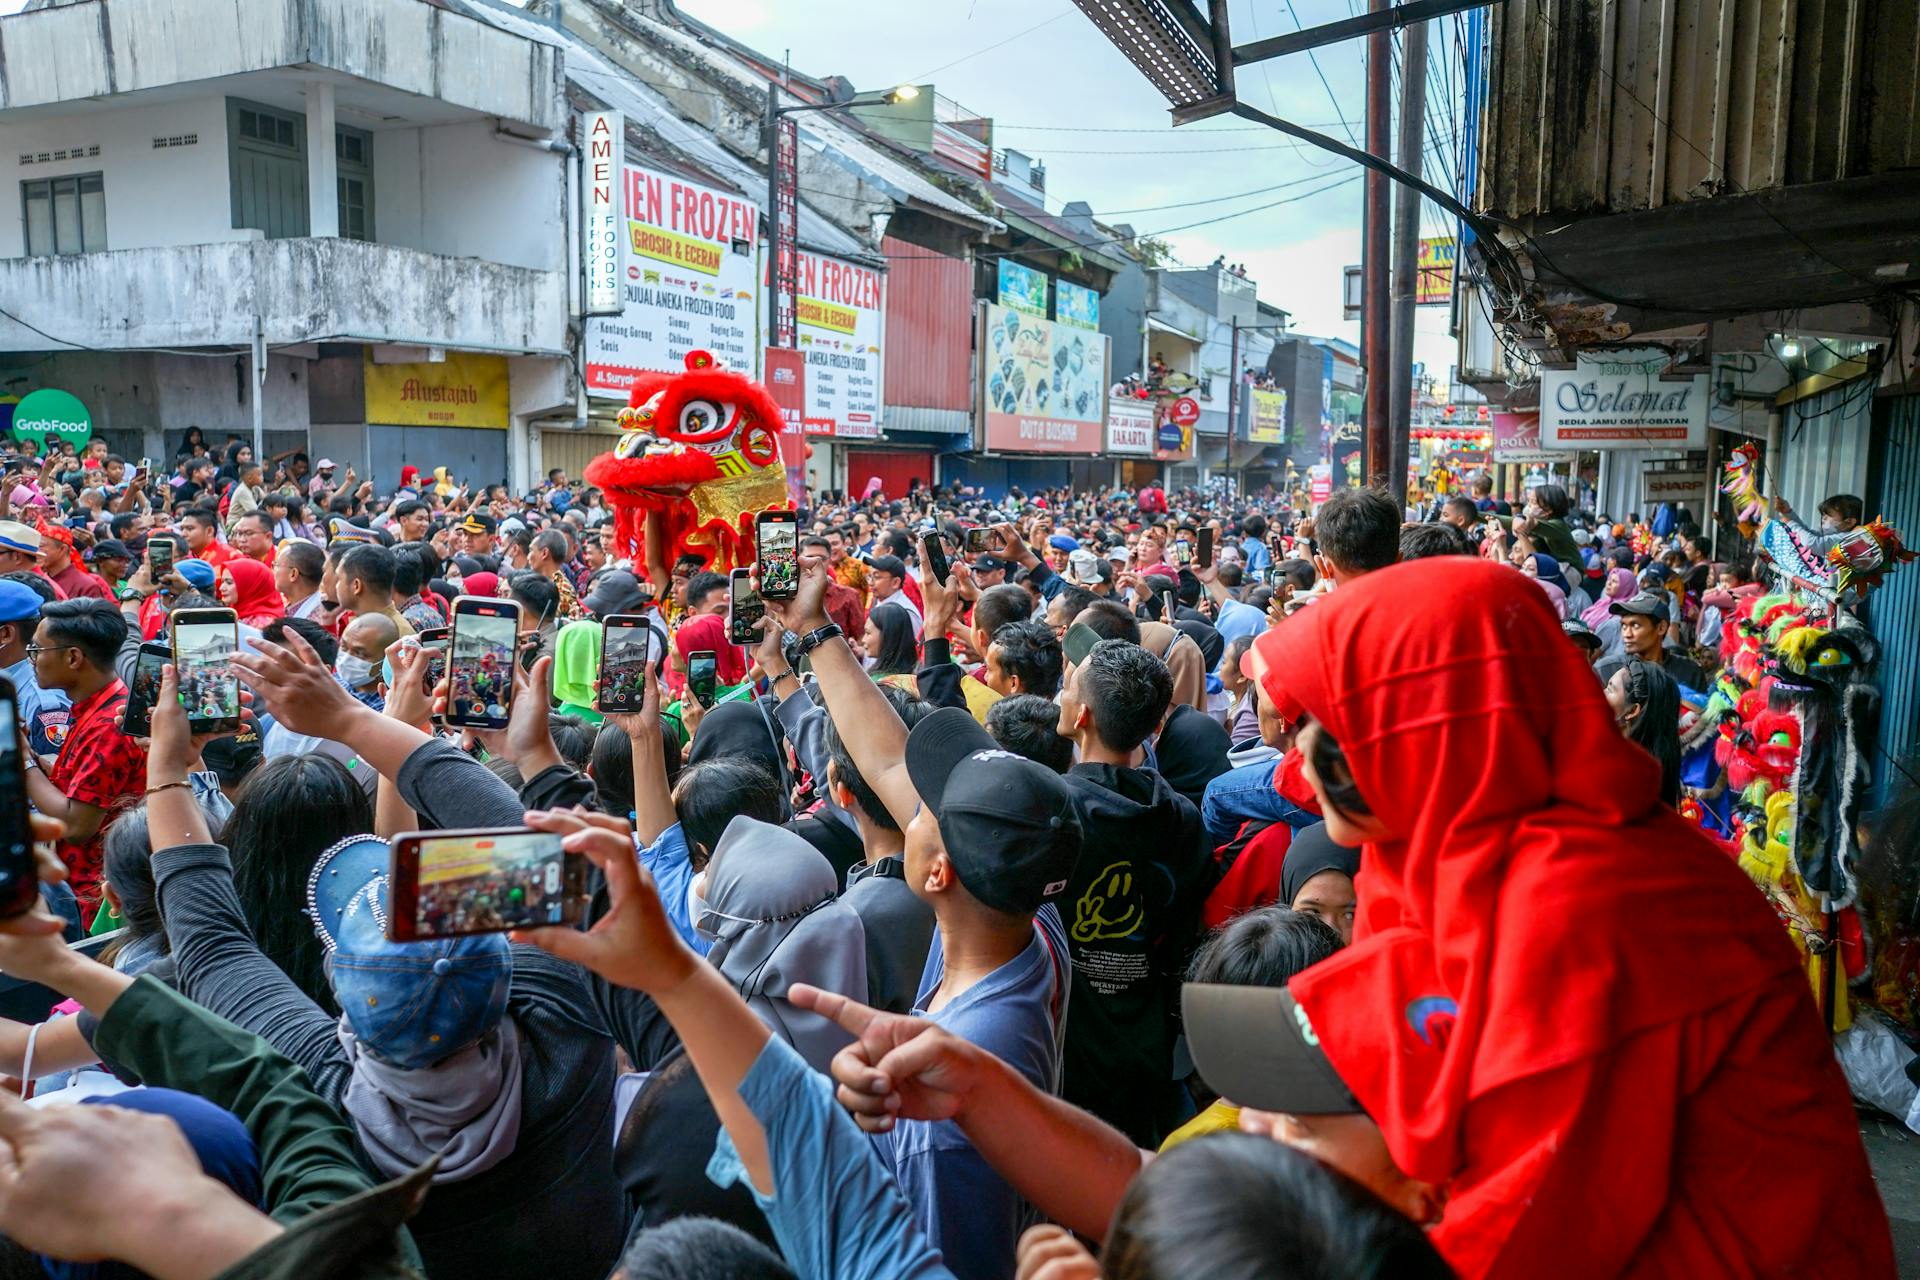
[680,0,1467,383]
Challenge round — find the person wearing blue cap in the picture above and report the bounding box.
[131,664,625,1280]
[0,578,69,756]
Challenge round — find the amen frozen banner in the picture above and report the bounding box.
[794,249,884,438]
[585,164,761,396]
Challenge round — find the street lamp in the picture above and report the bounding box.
[765,82,919,346]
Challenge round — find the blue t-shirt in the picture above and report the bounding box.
[881,905,1069,1280]
[709,1035,953,1280]
[636,822,714,958]
[1240,537,1273,574]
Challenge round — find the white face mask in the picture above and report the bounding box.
[1821,517,1843,534]
[335,652,376,689]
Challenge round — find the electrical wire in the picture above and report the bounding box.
[904,10,1072,83]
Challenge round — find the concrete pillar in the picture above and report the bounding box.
[306,82,339,239]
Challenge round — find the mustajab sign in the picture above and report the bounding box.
[1540,346,1708,450]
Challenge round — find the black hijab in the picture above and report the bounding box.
[1155,705,1232,808]
[1279,821,1361,906]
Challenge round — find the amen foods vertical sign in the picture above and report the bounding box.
[581,111,626,316]
[1540,346,1708,450]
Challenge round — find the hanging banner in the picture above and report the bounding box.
[1540,346,1709,449]
[980,303,1107,454]
[794,249,884,438]
[997,261,1049,318]
[1310,463,1334,503]
[1416,237,1456,306]
[585,164,760,397]
[1056,280,1100,331]
[579,111,626,316]
[1107,399,1154,455]
[1491,410,1574,464]
[1247,388,1288,445]
[764,346,808,506]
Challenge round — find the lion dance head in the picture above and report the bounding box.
[583,349,792,580]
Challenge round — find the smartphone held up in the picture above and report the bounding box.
[755,510,800,600]
[445,596,521,730]
[170,608,240,734]
[0,678,38,918]
[597,614,657,714]
[387,827,589,941]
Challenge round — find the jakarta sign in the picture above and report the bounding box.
[10,389,91,448]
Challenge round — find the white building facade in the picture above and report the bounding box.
[0,0,577,491]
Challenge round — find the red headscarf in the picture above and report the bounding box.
[221,557,285,627]
[671,613,746,695]
[1253,559,1886,1276]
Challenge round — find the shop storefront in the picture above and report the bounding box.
[364,350,510,485]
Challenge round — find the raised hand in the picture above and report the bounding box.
[512,809,697,996]
[787,984,985,1132]
[228,631,363,739]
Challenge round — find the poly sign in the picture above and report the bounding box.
[10,389,90,448]
[1540,346,1708,449]
[1491,411,1574,465]
[585,164,760,397]
[794,249,884,438]
[980,303,1108,454]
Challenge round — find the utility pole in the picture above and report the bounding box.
[1388,18,1428,508]
[1362,0,1392,489]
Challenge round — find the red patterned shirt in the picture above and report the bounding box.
[48,679,144,924]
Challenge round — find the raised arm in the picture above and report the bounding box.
[603,664,677,844]
[761,552,918,831]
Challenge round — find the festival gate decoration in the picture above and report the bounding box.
[583,350,792,579]
[1682,442,1915,1031]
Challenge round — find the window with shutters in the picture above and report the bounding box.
[227,98,308,239]
[20,173,107,256]
[335,126,374,242]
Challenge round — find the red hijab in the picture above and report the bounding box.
[222,557,285,627]
[671,613,746,695]
[1253,560,1857,1261]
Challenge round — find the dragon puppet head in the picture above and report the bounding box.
[582,349,792,578]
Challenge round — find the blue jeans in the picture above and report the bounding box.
[1201,759,1320,847]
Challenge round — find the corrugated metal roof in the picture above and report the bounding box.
[626,18,1003,233]
[450,0,871,260]
[1480,0,1920,219]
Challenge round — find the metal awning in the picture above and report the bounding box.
[1146,316,1201,344]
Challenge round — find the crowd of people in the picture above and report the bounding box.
[0,429,1898,1280]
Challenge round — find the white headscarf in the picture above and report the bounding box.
[697,817,868,1072]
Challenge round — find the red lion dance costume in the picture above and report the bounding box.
[583,349,792,582]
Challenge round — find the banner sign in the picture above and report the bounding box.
[1247,387,1288,445]
[1106,400,1154,455]
[1309,463,1333,503]
[585,164,760,397]
[1154,405,1193,462]
[1056,280,1099,330]
[1416,237,1456,306]
[1491,410,1574,464]
[1641,468,1710,512]
[794,249,884,437]
[1540,346,1709,449]
[980,303,1107,454]
[997,260,1049,318]
[9,388,90,448]
[365,352,510,429]
[580,111,625,316]
[772,116,799,349]
[764,347,808,505]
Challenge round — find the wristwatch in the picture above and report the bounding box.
[794,622,843,656]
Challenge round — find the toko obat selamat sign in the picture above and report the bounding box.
[1540,346,1709,450]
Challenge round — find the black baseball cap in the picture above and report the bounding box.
[1609,591,1670,623]
[1183,983,1364,1115]
[970,554,1012,574]
[1560,617,1601,650]
[903,707,1082,916]
[87,538,132,563]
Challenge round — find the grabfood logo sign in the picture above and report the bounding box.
[9,389,91,447]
